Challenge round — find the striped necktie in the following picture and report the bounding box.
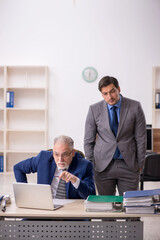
[55,171,67,199]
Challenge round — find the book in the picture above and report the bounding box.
[6,91,14,108]
[85,195,123,212]
[0,156,3,172]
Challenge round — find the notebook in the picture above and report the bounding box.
[13,182,63,211]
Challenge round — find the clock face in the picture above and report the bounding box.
[82,67,98,82]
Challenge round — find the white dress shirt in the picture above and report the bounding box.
[51,167,80,198]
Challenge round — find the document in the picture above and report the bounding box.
[54,199,75,205]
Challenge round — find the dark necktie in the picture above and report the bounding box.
[111,106,120,159]
[55,171,67,199]
[111,106,118,136]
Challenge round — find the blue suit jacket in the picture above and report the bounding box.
[13,151,96,199]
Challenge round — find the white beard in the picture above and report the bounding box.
[57,162,68,170]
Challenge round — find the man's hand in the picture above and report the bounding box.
[59,171,77,184]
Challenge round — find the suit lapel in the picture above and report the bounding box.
[102,100,115,139]
[66,157,76,198]
[48,157,57,184]
[117,97,130,136]
[101,100,115,137]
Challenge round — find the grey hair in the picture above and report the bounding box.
[53,135,74,150]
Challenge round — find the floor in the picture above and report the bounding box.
[0,173,160,240]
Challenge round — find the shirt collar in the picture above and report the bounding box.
[107,94,122,110]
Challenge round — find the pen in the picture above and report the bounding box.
[1,199,6,212]
[0,196,4,205]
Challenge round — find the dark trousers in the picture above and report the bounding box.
[94,159,139,196]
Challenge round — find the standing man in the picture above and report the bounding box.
[14,135,96,199]
[84,76,146,196]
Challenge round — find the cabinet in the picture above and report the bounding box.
[0,66,48,173]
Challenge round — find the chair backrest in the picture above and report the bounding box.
[74,149,85,158]
[143,154,160,177]
[47,148,85,158]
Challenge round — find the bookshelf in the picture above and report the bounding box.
[0,66,48,173]
[152,66,160,128]
[152,66,160,153]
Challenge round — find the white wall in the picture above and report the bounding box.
[0,0,160,151]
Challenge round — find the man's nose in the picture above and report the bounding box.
[58,155,64,161]
[108,92,113,98]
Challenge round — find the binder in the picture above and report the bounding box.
[0,156,4,172]
[125,206,155,214]
[123,189,160,198]
[6,91,14,108]
[85,195,123,212]
[123,189,160,214]
[155,92,160,109]
[87,195,123,203]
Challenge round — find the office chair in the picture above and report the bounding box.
[140,153,160,190]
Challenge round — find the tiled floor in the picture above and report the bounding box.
[0,173,160,240]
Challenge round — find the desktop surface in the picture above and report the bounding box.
[1,198,160,219]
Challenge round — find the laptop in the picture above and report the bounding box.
[13,182,63,211]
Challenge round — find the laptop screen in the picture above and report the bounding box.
[13,182,63,211]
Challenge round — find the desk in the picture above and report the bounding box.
[0,199,159,240]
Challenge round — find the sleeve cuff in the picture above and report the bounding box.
[72,177,80,189]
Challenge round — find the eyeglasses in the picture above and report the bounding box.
[53,150,73,159]
[102,87,117,97]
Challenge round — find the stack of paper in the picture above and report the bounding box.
[84,195,123,212]
[124,196,153,206]
[123,188,160,214]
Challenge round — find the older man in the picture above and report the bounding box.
[14,135,96,199]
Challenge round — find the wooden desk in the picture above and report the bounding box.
[1,199,158,240]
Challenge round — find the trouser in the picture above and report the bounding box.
[94,159,140,196]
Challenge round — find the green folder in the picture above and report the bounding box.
[87,195,123,203]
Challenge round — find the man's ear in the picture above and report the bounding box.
[72,149,76,157]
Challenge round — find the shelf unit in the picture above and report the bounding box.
[0,66,48,173]
[152,66,160,152]
[152,66,160,128]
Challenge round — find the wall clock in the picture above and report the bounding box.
[82,67,98,82]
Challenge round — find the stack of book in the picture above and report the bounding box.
[123,188,160,214]
[84,195,123,212]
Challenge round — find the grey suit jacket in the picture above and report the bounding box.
[84,97,146,172]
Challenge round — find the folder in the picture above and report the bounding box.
[123,189,160,214]
[85,195,123,212]
[123,188,160,198]
[125,206,155,214]
[87,195,123,203]
[6,91,14,108]
[0,156,3,172]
